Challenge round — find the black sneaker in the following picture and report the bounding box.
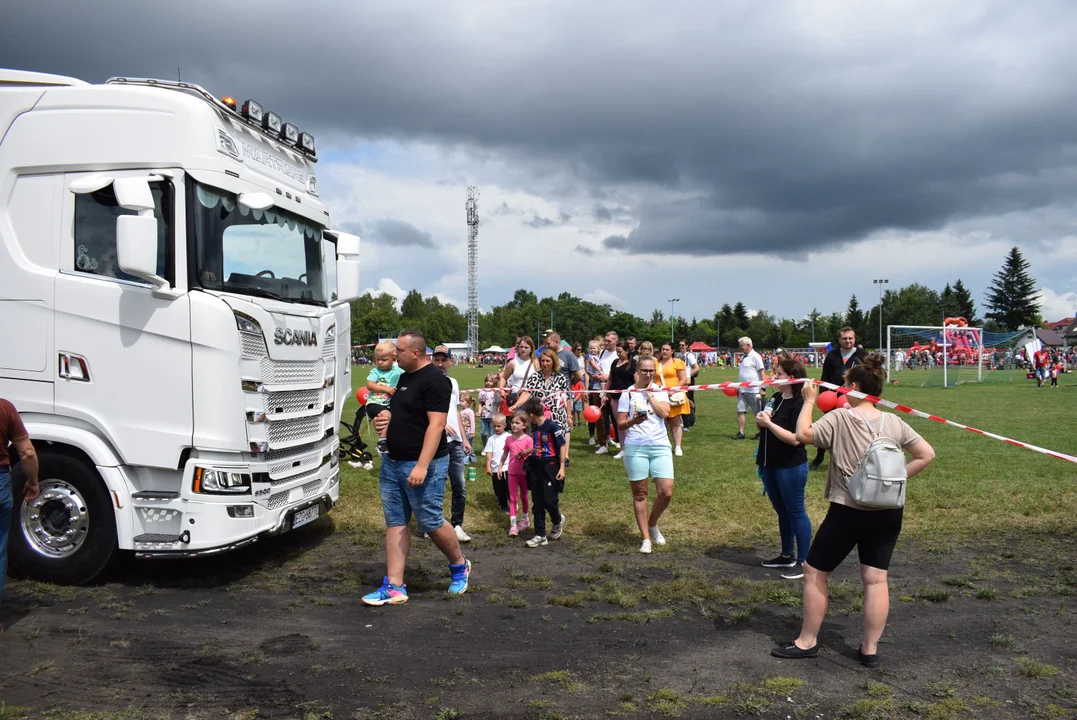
[771,641,818,659]
[761,555,797,568]
[808,460,823,471]
[730,432,746,440]
[781,564,805,580]
[750,433,761,440]
[376,438,389,454]
[858,646,880,668]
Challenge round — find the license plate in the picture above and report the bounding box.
[292,505,320,529]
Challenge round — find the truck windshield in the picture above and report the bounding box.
[190,180,328,305]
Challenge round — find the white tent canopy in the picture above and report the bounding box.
[483,345,508,353]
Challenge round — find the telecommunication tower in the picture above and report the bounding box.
[466,186,480,358]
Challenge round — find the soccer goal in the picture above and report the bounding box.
[887,325,1033,387]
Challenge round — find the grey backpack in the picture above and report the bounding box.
[845,409,907,509]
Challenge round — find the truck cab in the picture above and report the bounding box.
[0,70,361,583]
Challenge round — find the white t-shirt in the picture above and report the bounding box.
[738,350,764,390]
[599,348,618,376]
[483,431,509,473]
[506,356,534,389]
[445,376,462,443]
[617,385,671,446]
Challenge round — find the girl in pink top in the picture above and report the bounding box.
[500,412,533,536]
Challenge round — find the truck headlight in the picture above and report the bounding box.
[193,468,252,495]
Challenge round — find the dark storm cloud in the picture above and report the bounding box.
[7,1,1077,256]
[370,219,435,248]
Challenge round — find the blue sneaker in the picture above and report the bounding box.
[362,577,408,606]
[448,559,471,595]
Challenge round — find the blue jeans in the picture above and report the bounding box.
[0,469,11,607]
[480,417,493,447]
[447,442,467,527]
[378,455,449,533]
[761,463,811,563]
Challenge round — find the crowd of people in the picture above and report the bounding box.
[0,323,947,664]
[344,325,941,666]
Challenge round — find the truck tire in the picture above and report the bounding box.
[8,453,117,585]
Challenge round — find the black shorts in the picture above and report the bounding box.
[806,502,903,572]
[366,403,389,420]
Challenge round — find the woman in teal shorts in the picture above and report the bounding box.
[615,356,674,554]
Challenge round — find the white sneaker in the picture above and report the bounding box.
[364,462,374,470]
[649,526,666,545]
[609,441,621,450]
[525,535,548,548]
[674,446,683,457]
[613,451,624,460]
[454,525,471,543]
[640,539,653,554]
[550,514,566,540]
[347,460,365,469]
[588,437,597,446]
[595,446,608,455]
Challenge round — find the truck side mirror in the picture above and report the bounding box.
[333,231,361,302]
[116,215,162,282]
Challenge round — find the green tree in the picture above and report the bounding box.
[952,279,980,326]
[985,247,1040,331]
[940,283,959,319]
[733,302,750,329]
[845,295,864,338]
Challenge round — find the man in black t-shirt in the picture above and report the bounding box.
[811,327,866,470]
[363,330,471,606]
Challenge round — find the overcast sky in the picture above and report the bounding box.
[5,0,1077,326]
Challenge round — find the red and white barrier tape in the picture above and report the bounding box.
[460,378,1077,465]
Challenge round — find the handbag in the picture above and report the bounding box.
[845,409,908,509]
[669,391,687,406]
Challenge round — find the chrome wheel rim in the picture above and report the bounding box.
[20,478,91,558]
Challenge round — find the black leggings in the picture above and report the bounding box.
[806,502,903,572]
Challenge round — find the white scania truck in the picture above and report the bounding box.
[0,70,361,583]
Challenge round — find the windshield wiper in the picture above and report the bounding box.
[289,297,327,307]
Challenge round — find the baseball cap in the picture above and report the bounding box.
[433,344,451,357]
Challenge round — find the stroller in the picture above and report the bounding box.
[338,407,375,469]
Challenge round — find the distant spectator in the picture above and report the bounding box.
[732,337,765,441]
[811,328,866,469]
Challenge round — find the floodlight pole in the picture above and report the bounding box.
[668,298,680,345]
[873,278,888,350]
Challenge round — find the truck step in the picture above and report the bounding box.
[133,533,183,544]
[132,491,180,500]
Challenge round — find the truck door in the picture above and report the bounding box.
[54,171,193,469]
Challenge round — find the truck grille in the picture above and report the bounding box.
[263,389,323,417]
[266,477,325,510]
[241,332,268,359]
[266,415,324,447]
[260,358,325,387]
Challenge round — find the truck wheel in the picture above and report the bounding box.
[8,453,117,585]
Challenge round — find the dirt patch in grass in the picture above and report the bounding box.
[2,524,1075,719]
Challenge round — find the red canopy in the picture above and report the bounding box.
[689,341,717,352]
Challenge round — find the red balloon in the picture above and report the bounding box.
[816,391,837,413]
[356,387,370,405]
[722,386,738,397]
[583,405,602,423]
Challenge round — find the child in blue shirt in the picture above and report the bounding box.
[366,340,404,454]
[521,398,566,547]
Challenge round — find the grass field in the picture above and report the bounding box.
[336,363,1077,549]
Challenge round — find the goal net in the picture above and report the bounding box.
[886,326,1032,387]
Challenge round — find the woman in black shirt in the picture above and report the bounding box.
[755,358,810,579]
[605,341,637,459]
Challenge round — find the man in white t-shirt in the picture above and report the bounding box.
[433,346,472,542]
[676,340,700,431]
[732,336,765,440]
[594,331,621,455]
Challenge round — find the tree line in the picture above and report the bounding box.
[348,246,1044,349]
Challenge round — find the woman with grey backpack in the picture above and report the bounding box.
[771,354,936,667]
